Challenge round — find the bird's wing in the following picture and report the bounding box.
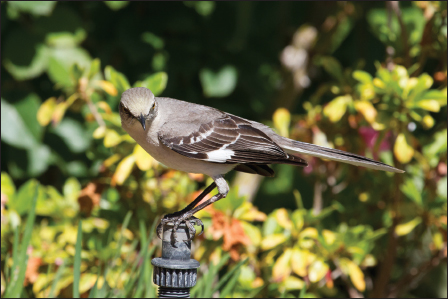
[158,114,307,167]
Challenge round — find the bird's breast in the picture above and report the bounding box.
[123,122,234,176]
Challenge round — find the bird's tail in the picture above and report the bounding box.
[278,137,404,173]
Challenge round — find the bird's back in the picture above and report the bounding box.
[155,97,227,138]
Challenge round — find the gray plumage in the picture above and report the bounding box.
[120,87,403,176]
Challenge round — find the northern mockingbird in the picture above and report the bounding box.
[119,87,403,240]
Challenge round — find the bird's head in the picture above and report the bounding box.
[119,87,157,131]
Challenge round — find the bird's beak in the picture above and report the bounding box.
[139,114,146,131]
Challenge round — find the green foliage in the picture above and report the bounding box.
[200,66,238,98]
[1,1,447,298]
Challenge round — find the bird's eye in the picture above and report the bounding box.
[120,103,132,116]
[151,103,156,110]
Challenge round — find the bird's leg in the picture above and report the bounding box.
[170,176,229,241]
[157,182,217,239]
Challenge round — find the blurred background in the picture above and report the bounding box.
[1,1,447,298]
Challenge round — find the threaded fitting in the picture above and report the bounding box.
[151,222,200,298]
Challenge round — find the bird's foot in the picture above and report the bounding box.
[156,213,204,242]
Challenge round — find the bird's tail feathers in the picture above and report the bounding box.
[279,137,404,173]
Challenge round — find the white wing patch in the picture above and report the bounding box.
[205,149,234,162]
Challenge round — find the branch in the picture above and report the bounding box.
[370,170,402,297]
[79,77,106,128]
[389,1,411,67]
[388,245,447,297]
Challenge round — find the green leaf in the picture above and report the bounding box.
[105,65,130,93]
[214,258,248,295]
[353,70,373,84]
[104,1,129,11]
[7,1,57,16]
[4,184,38,298]
[14,93,43,142]
[27,144,52,177]
[48,260,66,298]
[137,72,168,96]
[1,99,37,149]
[1,172,16,199]
[200,65,238,98]
[48,47,92,87]
[400,178,423,206]
[408,73,434,103]
[46,30,87,48]
[88,58,101,79]
[420,89,447,107]
[319,57,344,82]
[50,118,91,153]
[141,32,165,50]
[214,187,244,213]
[367,7,424,51]
[48,57,73,87]
[73,221,83,298]
[9,179,45,215]
[184,1,215,17]
[263,213,283,236]
[423,129,447,167]
[63,177,81,203]
[437,176,447,200]
[3,43,50,81]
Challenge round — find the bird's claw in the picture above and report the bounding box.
[156,214,204,242]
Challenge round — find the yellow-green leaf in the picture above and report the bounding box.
[323,95,352,123]
[291,209,304,232]
[133,144,155,170]
[308,259,329,283]
[97,101,112,114]
[416,99,440,112]
[340,258,365,292]
[51,94,78,125]
[273,108,291,137]
[275,208,293,230]
[261,234,287,251]
[322,230,337,245]
[111,155,135,186]
[394,133,414,164]
[52,102,68,125]
[353,70,372,84]
[420,88,447,106]
[291,248,310,277]
[354,101,377,124]
[298,227,318,249]
[272,248,292,281]
[96,80,118,96]
[236,202,266,222]
[1,172,16,199]
[104,129,123,147]
[402,77,418,99]
[373,78,386,89]
[283,276,305,290]
[37,97,57,126]
[103,154,121,168]
[241,221,262,246]
[422,114,435,129]
[395,217,422,236]
[92,126,106,139]
[79,273,98,294]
